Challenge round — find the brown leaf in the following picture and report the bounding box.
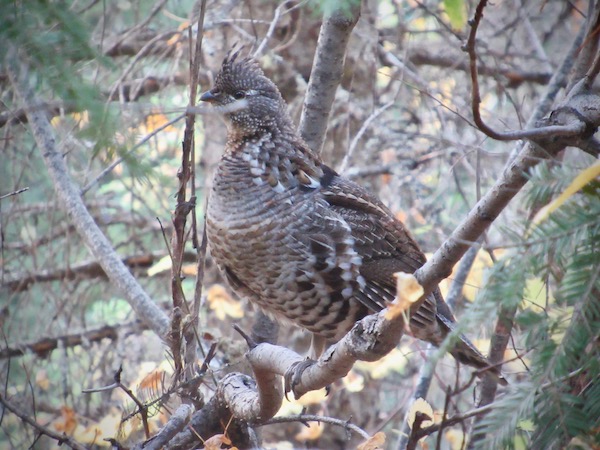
[207,284,244,320]
[54,406,78,435]
[357,431,386,450]
[203,433,231,450]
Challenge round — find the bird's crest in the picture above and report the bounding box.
[215,48,274,92]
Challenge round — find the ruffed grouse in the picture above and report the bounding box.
[201,51,503,382]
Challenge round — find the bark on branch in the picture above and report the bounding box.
[299,3,361,154]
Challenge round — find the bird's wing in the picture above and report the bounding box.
[318,166,445,333]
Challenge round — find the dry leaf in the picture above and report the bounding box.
[35,370,50,391]
[203,433,232,450]
[145,112,176,133]
[407,398,434,430]
[355,348,407,379]
[386,272,424,320]
[147,255,172,277]
[54,406,78,435]
[138,368,163,391]
[294,422,324,441]
[206,285,244,320]
[445,428,466,450]
[73,408,121,446]
[342,370,365,392]
[357,431,386,450]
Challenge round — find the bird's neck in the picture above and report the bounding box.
[221,125,325,193]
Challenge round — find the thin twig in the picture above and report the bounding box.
[0,187,29,200]
[0,393,87,450]
[263,413,370,440]
[81,113,185,195]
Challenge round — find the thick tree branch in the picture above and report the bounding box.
[6,47,170,340]
[298,3,361,154]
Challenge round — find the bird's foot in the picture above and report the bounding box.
[284,358,316,400]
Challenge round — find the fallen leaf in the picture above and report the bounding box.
[206,285,244,320]
[357,431,386,450]
[342,370,365,392]
[54,406,78,435]
[294,421,324,441]
[36,370,50,391]
[203,433,231,450]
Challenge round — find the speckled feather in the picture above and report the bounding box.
[201,51,504,381]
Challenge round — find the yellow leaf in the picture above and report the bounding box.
[386,273,424,320]
[357,431,386,450]
[145,112,176,133]
[207,285,244,320]
[463,250,495,302]
[445,428,466,450]
[532,162,600,228]
[73,409,121,446]
[147,255,172,277]
[295,422,324,441]
[407,398,434,430]
[277,386,329,416]
[355,348,407,379]
[523,277,553,310]
[36,370,50,391]
[342,370,365,392]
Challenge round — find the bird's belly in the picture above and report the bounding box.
[206,193,364,341]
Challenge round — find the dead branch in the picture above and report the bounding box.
[3,250,195,292]
[0,320,145,359]
[135,404,193,450]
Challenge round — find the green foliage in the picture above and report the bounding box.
[473,161,600,449]
[2,0,108,107]
[309,0,361,17]
[1,0,158,183]
[443,0,467,30]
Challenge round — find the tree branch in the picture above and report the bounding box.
[298,2,361,154]
[6,47,170,339]
[3,250,196,292]
[0,321,146,359]
[0,393,87,450]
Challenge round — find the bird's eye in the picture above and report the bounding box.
[233,91,246,100]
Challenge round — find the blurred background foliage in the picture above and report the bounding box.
[0,0,598,448]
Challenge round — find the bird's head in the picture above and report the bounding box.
[200,50,291,136]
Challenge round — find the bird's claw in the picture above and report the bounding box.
[284,358,315,400]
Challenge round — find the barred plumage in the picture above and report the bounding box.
[201,50,505,383]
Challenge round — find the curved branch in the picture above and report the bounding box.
[6,47,170,340]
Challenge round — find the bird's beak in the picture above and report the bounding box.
[200,90,217,103]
